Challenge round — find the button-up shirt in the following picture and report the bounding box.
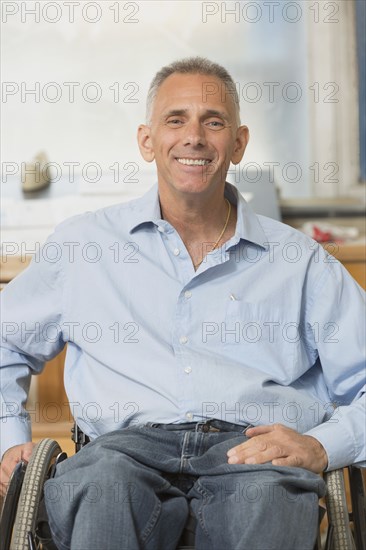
[1,183,365,470]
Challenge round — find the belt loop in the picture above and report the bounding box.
[195,420,209,432]
[243,424,253,435]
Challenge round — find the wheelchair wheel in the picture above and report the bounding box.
[11,439,62,550]
[0,461,27,550]
[348,466,366,550]
[325,468,355,550]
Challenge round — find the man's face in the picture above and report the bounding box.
[138,73,249,198]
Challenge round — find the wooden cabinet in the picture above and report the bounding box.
[36,347,71,423]
[323,242,366,289]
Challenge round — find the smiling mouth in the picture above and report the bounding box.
[176,158,212,166]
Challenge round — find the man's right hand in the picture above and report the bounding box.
[0,442,35,496]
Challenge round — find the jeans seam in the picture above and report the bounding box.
[140,499,162,544]
[43,495,71,550]
[193,480,214,541]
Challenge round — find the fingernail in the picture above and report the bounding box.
[228,456,238,464]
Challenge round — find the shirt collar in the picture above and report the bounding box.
[129,181,269,250]
[128,183,162,232]
[224,182,269,250]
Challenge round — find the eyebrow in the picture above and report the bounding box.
[163,109,187,118]
[163,109,230,122]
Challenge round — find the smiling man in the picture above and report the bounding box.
[137,69,248,271]
[1,57,365,550]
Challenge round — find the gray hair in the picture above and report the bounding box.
[145,56,240,125]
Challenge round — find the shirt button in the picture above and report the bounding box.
[184,290,192,299]
[173,248,180,256]
[179,336,188,344]
[184,366,192,374]
[157,226,165,233]
[186,412,193,421]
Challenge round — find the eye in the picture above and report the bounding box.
[166,118,184,126]
[205,119,225,129]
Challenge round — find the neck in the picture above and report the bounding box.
[158,185,237,269]
[160,184,229,232]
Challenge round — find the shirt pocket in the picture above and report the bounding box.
[223,299,300,384]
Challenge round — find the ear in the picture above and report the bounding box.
[137,124,155,162]
[231,125,249,165]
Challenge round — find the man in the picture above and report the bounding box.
[1,57,365,549]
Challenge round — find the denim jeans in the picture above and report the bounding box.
[44,423,326,550]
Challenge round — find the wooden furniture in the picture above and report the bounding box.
[322,241,366,289]
[32,421,75,457]
[0,255,31,288]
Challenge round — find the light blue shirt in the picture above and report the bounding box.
[1,183,365,470]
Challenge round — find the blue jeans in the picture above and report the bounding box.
[44,422,326,550]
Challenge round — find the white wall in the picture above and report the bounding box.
[1,0,360,198]
[307,0,359,197]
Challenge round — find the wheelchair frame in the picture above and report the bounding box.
[1,430,365,550]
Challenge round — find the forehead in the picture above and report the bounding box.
[152,73,237,120]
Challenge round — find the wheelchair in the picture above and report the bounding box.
[1,425,365,550]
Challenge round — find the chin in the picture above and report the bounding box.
[174,172,220,191]
[173,180,215,195]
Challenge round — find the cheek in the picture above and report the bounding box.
[155,138,176,158]
[215,136,235,155]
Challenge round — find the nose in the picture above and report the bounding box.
[182,119,207,147]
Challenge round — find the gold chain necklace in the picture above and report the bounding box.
[193,198,231,269]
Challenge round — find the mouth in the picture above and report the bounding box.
[176,158,212,166]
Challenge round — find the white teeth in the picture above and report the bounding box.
[177,158,211,166]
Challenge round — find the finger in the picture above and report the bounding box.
[245,425,276,437]
[0,481,8,497]
[272,456,303,469]
[0,456,19,478]
[227,429,278,455]
[229,443,285,465]
[228,437,273,463]
[0,466,12,496]
[243,446,287,465]
[21,447,34,462]
[0,468,8,486]
[227,436,265,458]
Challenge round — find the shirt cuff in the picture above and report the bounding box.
[305,420,356,471]
[0,416,32,459]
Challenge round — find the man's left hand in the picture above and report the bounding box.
[227,424,328,474]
